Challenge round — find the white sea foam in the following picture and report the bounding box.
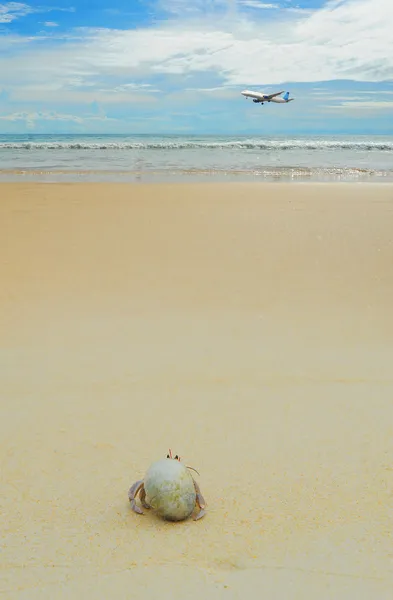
[1,134,393,182]
[1,139,393,151]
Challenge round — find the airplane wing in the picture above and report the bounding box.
[263,90,284,100]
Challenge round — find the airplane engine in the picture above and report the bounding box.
[253,98,259,103]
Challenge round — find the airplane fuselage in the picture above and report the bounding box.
[241,89,294,104]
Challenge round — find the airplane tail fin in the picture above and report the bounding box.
[283,91,290,101]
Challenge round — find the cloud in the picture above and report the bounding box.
[0,110,83,122]
[0,0,392,125]
[327,100,393,112]
[43,21,58,27]
[112,83,160,93]
[0,2,75,23]
[238,1,279,8]
[8,88,160,104]
[0,2,35,22]
[3,0,391,90]
[0,110,117,131]
[154,0,231,18]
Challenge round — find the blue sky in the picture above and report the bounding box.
[0,0,392,134]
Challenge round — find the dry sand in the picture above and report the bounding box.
[1,182,393,598]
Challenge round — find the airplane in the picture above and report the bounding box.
[241,89,294,104]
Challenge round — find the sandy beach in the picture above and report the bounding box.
[1,181,393,598]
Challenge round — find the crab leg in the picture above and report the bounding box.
[192,478,206,521]
[128,480,145,515]
[139,486,152,509]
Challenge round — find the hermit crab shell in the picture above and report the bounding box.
[144,458,196,521]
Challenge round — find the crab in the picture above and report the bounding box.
[128,450,206,521]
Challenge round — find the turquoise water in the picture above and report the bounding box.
[1,133,393,182]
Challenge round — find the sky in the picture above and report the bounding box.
[0,0,392,134]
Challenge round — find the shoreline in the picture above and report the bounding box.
[1,167,393,184]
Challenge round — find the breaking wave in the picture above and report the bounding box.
[1,139,393,151]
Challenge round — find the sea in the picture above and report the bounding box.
[1,133,393,183]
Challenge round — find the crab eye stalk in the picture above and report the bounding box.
[166,449,181,461]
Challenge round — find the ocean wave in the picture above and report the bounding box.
[1,140,393,151]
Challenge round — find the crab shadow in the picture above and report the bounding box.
[125,501,202,527]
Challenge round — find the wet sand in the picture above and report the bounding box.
[1,182,393,598]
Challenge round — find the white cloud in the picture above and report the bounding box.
[0,2,35,22]
[8,87,159,104]
[0,0,392,110]
[328,100,393,111]
[112,83,160,93]
[238,1,279,8]
[0,110,117,129]
[0,3,75,23]
[43,21,58,27]
[357,91,393,96]
[155,0,231,17]
[0,110,82,122]
[68,1,393,85]
[182,86,239,99]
